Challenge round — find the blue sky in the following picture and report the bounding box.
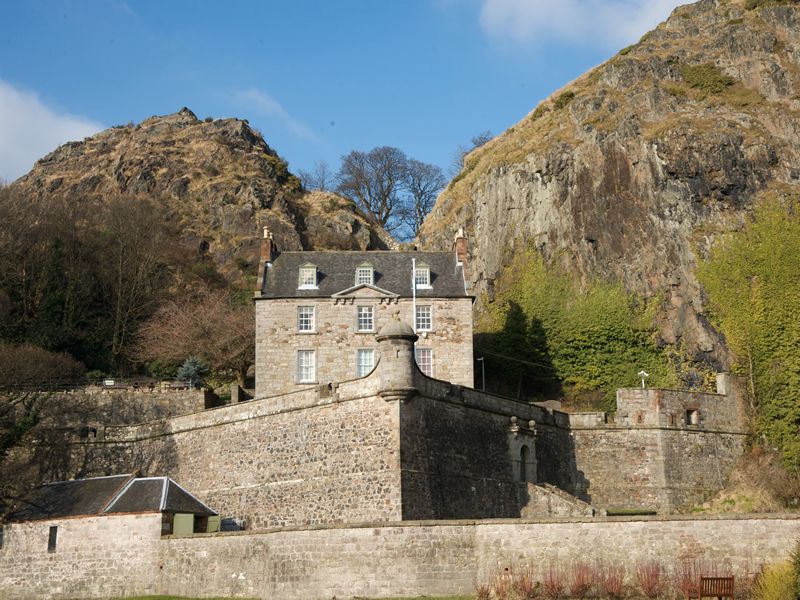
[0,0,684,183]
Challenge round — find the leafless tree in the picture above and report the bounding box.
[298,160,333,191]
[399,159,446,238]
[336,146,408,234]
[449,130,494,178]
[97,196,172,363]
[132,287,254,386]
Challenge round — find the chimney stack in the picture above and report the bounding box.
[260,226,276,264]
[255,227,277,296]
[453,227,469,282]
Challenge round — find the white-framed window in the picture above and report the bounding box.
[297,350,316,383]
[357,305,374,332]
[415,305,432,331]
[414,264,431,288]
[356,348,375,377]
[297,306,315,332]
[298,264,317,289]
[355,263,374,285]
[415,347,433,377]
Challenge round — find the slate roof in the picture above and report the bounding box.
[259,251,469,299]
[6,474,215,523]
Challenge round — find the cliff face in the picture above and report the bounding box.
[12,108,389,284]
[419,0,800,367]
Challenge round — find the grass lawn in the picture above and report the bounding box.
[122,596,473,600]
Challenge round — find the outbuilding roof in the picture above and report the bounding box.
[6,474,215,523]
[259,251,469,299]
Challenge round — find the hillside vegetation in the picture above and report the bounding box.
[0,109,389,379]
[475,249,687,408]
[698,195,800,470]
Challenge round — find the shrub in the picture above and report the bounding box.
[543,565,566,599]
[513,565,539,600]
[475,581,491,600]
[680,63,737,95]
[0,343,85,388]
[567,561,593,599]
[753,562,795,600]
[600,564,626,599]
[635,560,663,599]
[619,44,635,55]
[792,538,800,599]
[553,91,575,110]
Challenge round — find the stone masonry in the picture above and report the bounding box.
[3,514,800,600]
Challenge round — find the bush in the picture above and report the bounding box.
[0,343,85,388]
[553,90,575,110]
[680,63,737,95]
[754,562,795,600]
[635,560,663,599]
[791,538,800,599]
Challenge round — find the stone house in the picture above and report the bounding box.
[254,229,474,398]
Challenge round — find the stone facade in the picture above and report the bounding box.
[253,240,474,399]
[0,513,162,600]
[3,514,799,600]
[255,295,473,398]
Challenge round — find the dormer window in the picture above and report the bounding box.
[355,263,374,286]
[298,264,317,289]
[414,263,431,289]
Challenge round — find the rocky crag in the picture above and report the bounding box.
[419,0,800,368]
[12,108,390,285]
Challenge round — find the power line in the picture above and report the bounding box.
[474,348,558,372]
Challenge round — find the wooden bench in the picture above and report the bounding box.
[685,576,734,599]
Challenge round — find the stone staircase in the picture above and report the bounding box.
[519,482,599,518]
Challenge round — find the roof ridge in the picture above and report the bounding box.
[101,473,138,513]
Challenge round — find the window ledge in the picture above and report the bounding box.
[298,285,319,290]
[296,331,318,335]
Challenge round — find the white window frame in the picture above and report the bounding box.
[356,348,375,377]
[297,350,316,383]
[414,265,431,289]
[356,305,374,332]
[355,264,374,286]
[297,306,315,332]
[415,347,433,377]
[415,305,432,331]
[298,265,317,289]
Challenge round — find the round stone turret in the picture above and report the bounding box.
[375,314,418,402]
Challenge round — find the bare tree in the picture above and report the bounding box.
[97,196,172,364]
[336,146,408,234]
[298,161,333,191]
[399,159,446,238]
[132,287,254,386]
[449,130,493,178]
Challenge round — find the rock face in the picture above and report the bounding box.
[12,107,390,283]
[419,0,800,368]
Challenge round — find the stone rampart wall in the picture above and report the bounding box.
[5,514,795,600]
[66,374,402,529]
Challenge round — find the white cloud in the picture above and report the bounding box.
[0,79,103,183]
[479,0,684,49]
[231,88,317,141]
